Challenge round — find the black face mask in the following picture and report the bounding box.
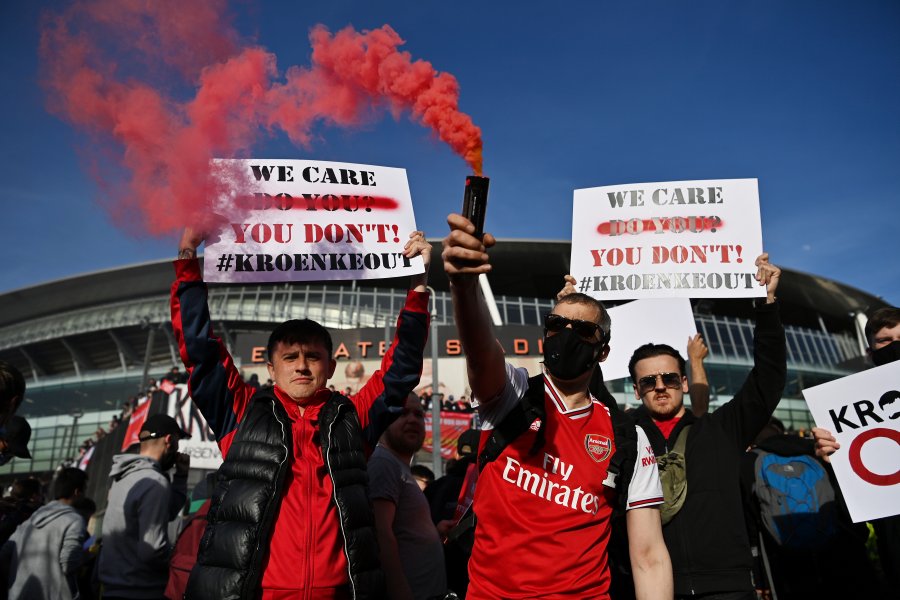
[543,328,604,381]
[872,340,900,367]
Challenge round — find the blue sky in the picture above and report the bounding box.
[1,1,898,305]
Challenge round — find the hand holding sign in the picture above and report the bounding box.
[754,253,781,304]
[812,427,840,463]
[404,231,432,293]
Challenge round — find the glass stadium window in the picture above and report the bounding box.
[786,333,803,365]
[784,371,802,397]
[716,321,736,358]
[506,300,523,325]
[731,322,752,360]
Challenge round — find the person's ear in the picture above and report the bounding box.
[328,359,337,379]
[598,344,611,363]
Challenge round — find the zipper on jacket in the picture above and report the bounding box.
[247,400,290,597]
[324,401,358,600]
[304,416,314,600]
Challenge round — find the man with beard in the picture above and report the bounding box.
[627,253,785,600]
[369,393,448,600]
[813,306,900,595]
[442,214,672,600]
[98,414,190,600]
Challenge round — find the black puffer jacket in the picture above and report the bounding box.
[631,302,786,596]
[185,389,383,600]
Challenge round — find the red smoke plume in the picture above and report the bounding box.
[39,1,482,235]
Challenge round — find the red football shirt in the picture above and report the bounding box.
[468,365,663,599]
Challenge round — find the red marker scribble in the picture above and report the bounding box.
[39,1,482,236]
[234,194,399,211]
[596,216,725,236]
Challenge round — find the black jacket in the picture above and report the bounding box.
[631,302,786,596]
[186,389,383,600]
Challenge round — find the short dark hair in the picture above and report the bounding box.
[865,307,900,348]
[52,468,87,500]
[628,343,686,382]
[410,464,435,484]
[71,496,97,520]
[0,361,26,414]
[267,319,333,361]
[9,477,42,502]
[554,293,612,342]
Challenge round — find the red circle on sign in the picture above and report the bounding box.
[848,427,900,487]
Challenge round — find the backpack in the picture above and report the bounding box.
[751,450,837,549]
[446,374,637,552]
[657,425,691,525]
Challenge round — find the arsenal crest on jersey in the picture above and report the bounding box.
[585,434,612,463]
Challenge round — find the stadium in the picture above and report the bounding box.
[0,239,889,494]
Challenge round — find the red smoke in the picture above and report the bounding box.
[39,1,482,235]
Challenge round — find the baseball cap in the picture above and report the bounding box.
[457,428,480,459]
[138,414,190,442]
[2,416,32,459]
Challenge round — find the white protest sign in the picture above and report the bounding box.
[571,179,765,300]
[602,298,697,381]
[204,159,424,283]
[803,361,900,522]
[168,384,223,470]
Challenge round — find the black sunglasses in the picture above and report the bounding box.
[637,372,683,395]
[544,313,604,341]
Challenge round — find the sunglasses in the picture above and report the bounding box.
[637,372,683,395]
[544,313,604,341]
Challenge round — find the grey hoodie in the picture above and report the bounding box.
[98,454,187,599]
[1,500,87,600]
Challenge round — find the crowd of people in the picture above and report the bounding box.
[0,219,896,599]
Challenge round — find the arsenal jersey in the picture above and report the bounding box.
[468,364,663,599]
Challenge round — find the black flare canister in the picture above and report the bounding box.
[462,175,490,239]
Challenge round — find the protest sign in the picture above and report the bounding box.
[571,179,764,300]
[803,361,900,522]
[120,396,151,451]
[424,411,475,459]
[204,159,424,283]
[167,384,223,470]
[603,298,697,381]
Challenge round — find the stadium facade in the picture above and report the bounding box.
[0,240,889,484]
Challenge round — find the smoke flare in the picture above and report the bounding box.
[39,1,483,235]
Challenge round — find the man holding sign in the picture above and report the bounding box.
[626,253,785,600]
[812,306,900,592]
[171,228,432,599]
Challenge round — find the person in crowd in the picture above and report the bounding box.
[625,253,784,600]
[172,228,431,599]
[0,477,43,545]
[812,306,900,595]
[425,428,480,597]
[0,416,32,469]
[442,213,672,599]
[98,414,190,600]
[1,468,90,600]
[409,464,435,492]
[369,393,448,600]
[0,362,25,429]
